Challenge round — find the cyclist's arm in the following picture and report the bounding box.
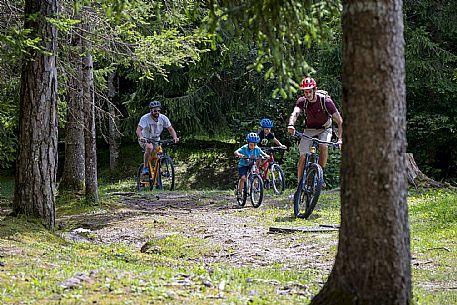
[273,137,287,148]
[288,106,301,134]
[332,112,343,144]
[167,125,179,143]
[136,126,144,141]
[234,147,244,158]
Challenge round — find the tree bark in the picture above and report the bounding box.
[311,0,411,304]
[82,16,99,202]
[107,72,120,171]
[13,0,58,230]
[405,153,442,188]
[59,21,85,191]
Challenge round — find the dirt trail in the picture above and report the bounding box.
[60,192,338,273]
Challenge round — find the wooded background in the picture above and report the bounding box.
[1,0,455,186]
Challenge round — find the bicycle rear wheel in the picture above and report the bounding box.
[270,163,285,195]
[294,163,323,218]
[250,174,264,208]
[236,181,248,206]
[137,164,153,191]
[157,156,175,191]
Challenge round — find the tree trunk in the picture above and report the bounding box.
[107,72,120,171]
[59,22,85,191]
[82,17,99,202]
[311,0,411,304]
[13,0,58,230]
[405,153,442,188]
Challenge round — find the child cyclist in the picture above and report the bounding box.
[258,118,287,149]
[234,133,269,198]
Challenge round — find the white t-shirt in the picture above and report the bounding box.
[138,113,171,140]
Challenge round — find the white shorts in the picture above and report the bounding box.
[298,128,332,155]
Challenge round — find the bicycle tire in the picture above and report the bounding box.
[250,174,264,208]
[294,163,323,218]
[236,181,248,206]
[157,156,175,191]
[270,163,285,195]
[137,164,153,191]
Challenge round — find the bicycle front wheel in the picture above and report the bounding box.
[270,163,285,195]
[137,164,153,191]
[294,163,323,219]
[250,174,264,208]
[157,156,175,191]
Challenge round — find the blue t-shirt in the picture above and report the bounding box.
[236,144,266,167]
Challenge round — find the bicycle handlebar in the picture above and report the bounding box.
[238,156,268,161]
[293,131,340,149]
[261,147,287,153]
[142,138,176,146]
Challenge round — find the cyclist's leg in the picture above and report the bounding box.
[298,131,315,182]
[317,128,332,168]
[237,166,249,195]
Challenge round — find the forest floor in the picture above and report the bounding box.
[58,191,337,272]
[1,187,456,304]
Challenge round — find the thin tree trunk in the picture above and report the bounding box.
[82,17,98,202]
[311,0,411,304]
[107,72,120,171]
[13,0,58,230]
[59,24,85,190]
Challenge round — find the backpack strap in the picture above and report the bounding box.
[303,94,332,128]
[319,94,330,117]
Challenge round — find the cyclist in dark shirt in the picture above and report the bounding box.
[287,77,343,183]
[257,118,287,149]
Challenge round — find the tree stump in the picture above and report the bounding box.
[405,153,443,188]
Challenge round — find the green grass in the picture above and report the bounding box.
[1,172,457,304]
[408,189,457,305]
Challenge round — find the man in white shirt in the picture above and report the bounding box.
[136,100,179,174]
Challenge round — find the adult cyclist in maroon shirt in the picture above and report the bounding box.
[287,77,343,184]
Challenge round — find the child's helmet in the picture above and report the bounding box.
[260,118,273,128]
[246,132,260,143]
[149,100,161,108]
[300,77,317,90]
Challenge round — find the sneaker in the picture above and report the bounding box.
[236,191,241,199]
[142,167,149,175]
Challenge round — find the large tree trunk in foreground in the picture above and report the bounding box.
[59,24,85,191]
[13,0,58,230]
[311,0,411,304]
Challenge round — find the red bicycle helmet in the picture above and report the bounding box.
[300,77,317,90]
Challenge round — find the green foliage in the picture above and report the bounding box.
[404,0,457,183]
[0,78,19,169]
[208,0,342,98]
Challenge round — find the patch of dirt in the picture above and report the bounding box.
[58,192,338,273]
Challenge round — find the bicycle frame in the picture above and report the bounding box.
[236,157,264,208]
[146,145,164,186]
[293,131,339,218]
[138,138,175,191]
[259,147,284,181]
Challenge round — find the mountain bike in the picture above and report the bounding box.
[137,138,175,191]
[293,131,340,219]
[235,157,265,208]
[259,147,286,195]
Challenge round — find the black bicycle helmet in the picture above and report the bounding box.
[149,100,161,109]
